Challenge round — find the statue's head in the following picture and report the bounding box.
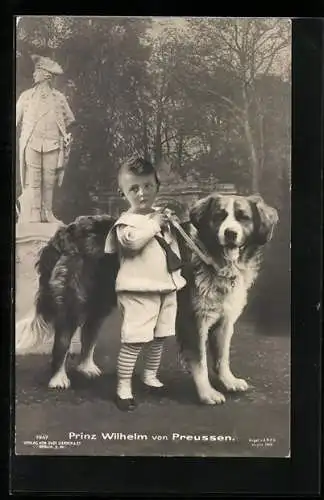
[33,67,52,84]
[31,55,63,84]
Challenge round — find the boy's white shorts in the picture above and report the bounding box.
[117,291,177,343]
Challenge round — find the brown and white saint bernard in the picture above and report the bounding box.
[16,193,278,405]
[176,193,278,404]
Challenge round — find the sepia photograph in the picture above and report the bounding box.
[14,16,291,457]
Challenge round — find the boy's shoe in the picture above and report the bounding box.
[115,395,137,412]
[141,382,167,397]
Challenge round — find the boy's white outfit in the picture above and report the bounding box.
[104,211,186,343]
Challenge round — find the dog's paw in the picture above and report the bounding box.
[219,373,249,392]
[48,371,71,389]
[198,386,226,405]
[76,361,102,378]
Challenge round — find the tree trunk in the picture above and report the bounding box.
[178,132,183,169]
[243,116,259,193]
[154,108,162,164]
[258,114,265,173]
[143,115,149,161]
[242,87,259,193]
[164,124,171,156]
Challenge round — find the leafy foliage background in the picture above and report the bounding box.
[16,17,291,324]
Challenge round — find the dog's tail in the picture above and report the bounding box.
[15,308,54,354]
[16,309,81,355]
[16,236,62,355]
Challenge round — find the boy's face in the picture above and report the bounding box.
[119,171,159,212]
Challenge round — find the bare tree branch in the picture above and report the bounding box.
[254,39,289,75]
[214,29,241,56]
[160,134,178,146]
[254,26,280,52]
[233,22,242,53]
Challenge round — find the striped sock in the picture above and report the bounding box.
[142,338,165,387]
[116,343,143,399]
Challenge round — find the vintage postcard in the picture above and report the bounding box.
[14,16,291,458]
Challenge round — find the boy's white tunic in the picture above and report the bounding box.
[104,212,186,293]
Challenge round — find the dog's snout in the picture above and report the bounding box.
[224,229,237,241]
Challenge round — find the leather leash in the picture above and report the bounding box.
[163,211,220,272]
[165,210,242,276]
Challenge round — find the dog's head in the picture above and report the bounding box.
[189,193,279,261]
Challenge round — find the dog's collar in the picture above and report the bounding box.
[197,239,241,286]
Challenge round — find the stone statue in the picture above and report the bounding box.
[16,54,75,223]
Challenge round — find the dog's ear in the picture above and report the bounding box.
[248,195,279,245]
[189,195,216,230]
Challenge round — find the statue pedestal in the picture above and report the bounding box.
[15,222,81,354]
[16,221,61,243]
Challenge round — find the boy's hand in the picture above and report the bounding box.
[150,211,170,231]
[163,209,181,225]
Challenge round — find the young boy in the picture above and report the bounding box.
[104,157,186,411]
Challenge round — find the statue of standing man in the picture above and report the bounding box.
[16,54,75,223]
